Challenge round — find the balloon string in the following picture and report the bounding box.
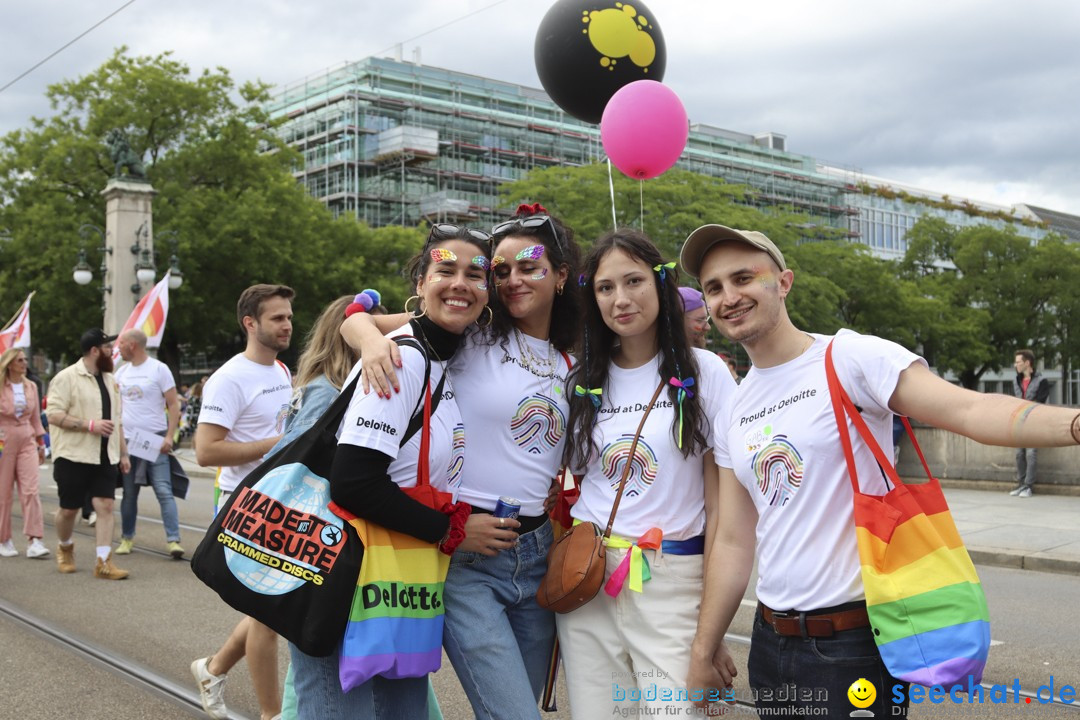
[639,179,644,233]
[607,158,617,230]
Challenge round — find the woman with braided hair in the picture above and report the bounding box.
[559,228,737,718]
[341,204,583,719]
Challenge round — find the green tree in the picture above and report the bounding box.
[899,217,1058,387]
[0,49,421,372]
[500,163,909,346]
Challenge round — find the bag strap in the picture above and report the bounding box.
[824,340,933,495]
[601,379,667,541]
[395,336,446,447]
[416,370,434,489]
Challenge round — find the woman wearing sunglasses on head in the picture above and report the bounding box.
[558,228,737,718]
[290,226,490,719]
[341,204,582,719]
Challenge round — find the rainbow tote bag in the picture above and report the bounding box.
[335,370,452,692]
[826,341,990,687]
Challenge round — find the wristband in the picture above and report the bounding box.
[438,501,472,555]
[1071,412,1080,445]
[88,420,94,433]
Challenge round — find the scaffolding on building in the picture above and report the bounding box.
[265,57,860,232]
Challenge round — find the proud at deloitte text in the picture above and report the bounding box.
[891,676,1077,706]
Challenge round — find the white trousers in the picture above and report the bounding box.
[556,546,709,718]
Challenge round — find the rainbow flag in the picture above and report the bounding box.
[338,501,450,691]
[854,478,990,687]
[113,272,170,363]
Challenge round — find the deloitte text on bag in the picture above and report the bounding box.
[337,368,451,691]
[191,337,434,658]
[825,341,990,687]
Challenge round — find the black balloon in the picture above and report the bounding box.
[535,0,667,124]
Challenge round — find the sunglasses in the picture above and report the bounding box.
[491,215,563,251]
[429,223,493,247]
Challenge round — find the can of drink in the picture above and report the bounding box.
[493,496,521,520]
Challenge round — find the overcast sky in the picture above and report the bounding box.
[3,0,1078,214]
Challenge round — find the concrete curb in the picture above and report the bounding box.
[969,548,1080,576]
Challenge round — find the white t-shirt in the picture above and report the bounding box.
[199,354,293,492]
[448,329,574,516]
[12,383,27,418]
[337,327,462,496]
[573,349,735,541]
[713,330,924,611]
[116,357,175,435]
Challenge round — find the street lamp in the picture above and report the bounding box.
[154,230,184,290]
[131,222,184,290]
[73,224,112,309]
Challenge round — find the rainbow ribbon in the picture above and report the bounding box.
[574,385,602,408]
[604,527,663,596]
[669,376,695,449]
[653,262,676,283]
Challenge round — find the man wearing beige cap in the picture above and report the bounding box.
[679,225,1080,717]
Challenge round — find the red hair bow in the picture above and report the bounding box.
[516,202,548,217]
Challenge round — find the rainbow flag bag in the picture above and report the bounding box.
[825,342,990,688]
[336,370,452,692]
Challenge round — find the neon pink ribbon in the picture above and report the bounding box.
[604,527,663,597]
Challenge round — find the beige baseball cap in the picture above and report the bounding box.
[679,224,787,279]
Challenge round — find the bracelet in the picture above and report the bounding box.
[88,420,94,433]
[1072,412,1080,445]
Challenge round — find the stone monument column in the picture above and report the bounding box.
[100,179,156,334]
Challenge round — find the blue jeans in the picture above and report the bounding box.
[442,520,556,720]
[120,453,180,542]
[749,608,909,717]
[289,643,428,719]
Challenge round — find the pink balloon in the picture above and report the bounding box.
[601,80,688,180]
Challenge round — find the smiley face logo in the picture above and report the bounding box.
[847,678,876,710]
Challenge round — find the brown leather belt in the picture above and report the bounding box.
[759,602,870,638]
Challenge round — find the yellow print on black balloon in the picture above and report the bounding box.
[581,3,658,72]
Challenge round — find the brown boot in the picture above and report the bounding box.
[57,543,76,573]
[94,552,130,580]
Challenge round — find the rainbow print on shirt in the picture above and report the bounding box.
[445,423,465,488]
[751,430,804,506]
[600,434,659,497]
[510,394,565,454]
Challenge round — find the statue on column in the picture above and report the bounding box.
[105,129,148,180]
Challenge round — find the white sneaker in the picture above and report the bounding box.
[0,540,17,558]
[86,511,97,527]
[190,657,228,720]
[1008,485,1025,496]
[26,539,50,558]
[1017,487,1032,498]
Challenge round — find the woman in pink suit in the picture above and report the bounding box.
[0,348,49,558]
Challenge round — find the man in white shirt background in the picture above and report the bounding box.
[190,284,293,720]
[114,328,183,558]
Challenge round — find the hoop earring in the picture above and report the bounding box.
[476,306,493,328]
[404,295,426,318]
[556,283,565,295]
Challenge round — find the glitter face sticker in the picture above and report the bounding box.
[531,268,549,281]
[515,245,545,262]
[477,282,489,291]
[753,266,776,289]
[430,248,458,264]
[471,255,491,270]
[492,255,507,268]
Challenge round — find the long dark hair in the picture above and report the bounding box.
[563,228,708,471]
[487,209,582,353]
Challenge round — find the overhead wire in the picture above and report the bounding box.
[0,0,139,95]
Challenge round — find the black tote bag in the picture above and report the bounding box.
[191,337,433,657]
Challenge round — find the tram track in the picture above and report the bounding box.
[8,479,1080,716]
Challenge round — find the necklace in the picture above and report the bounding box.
[513,327,557,379]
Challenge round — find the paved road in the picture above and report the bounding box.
[2,461,1079,719]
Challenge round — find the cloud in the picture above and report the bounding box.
[2,0,1078,213]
